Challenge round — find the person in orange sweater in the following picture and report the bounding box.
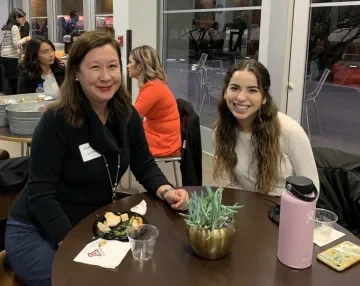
[128,45,181,157]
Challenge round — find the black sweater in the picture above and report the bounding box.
[10,101,169,244]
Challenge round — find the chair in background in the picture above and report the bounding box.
[303,69,331,139]
[128,99,202,189]
[198,60,225,116]
[177,53,208,102]
[154,155,181,187]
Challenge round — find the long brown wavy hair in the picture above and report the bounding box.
[47,31,132,128]
[213,59,282,194]
[130,45,166,87]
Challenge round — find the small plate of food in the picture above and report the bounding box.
[93,211,146,241]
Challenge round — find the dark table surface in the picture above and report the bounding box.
[52,187,360,286]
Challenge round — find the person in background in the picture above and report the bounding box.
[40,19,48,38]
[20,20,30,38]
[213,59,319,196]
[128,45,181,157]
[5,31,188,286]
[17,36,65,95]
[1,8,31,95]
[65,10,79,35]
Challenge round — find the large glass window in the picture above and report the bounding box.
[95,0,114,37]
[56,0,84,42]
[301,2,360,151]
[165,0,262,11]
[29,0,48,38]
[163,1,262,129]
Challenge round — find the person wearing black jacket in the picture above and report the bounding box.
[313,146,360,235]
[17,36,65,94]
[5,31,189,286]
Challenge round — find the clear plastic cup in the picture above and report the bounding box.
[314,208,338,242]
[126,224,159,261]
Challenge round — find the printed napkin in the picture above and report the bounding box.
[74,238,130,269]
[313,228,346,247]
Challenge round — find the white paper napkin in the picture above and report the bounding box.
[74,239,130,269]
[313,228,346,247]
[130,200,147,216]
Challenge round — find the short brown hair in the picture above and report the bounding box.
[47,31,132,128]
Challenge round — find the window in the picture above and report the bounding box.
[163,1,262,129]
[30,0,48,38]
[95,0,114,37]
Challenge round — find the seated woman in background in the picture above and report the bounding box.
[128,45,181,157]
[17,36,65,95]
[213,59,319,196]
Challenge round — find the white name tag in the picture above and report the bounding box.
[79,143,101,162]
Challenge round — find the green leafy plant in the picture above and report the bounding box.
[180,186,243,239]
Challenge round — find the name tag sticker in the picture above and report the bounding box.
[79,143,101,162]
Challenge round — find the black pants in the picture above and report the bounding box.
[1,57,19,95]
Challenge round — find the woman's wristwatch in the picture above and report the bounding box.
[160,187,175,201]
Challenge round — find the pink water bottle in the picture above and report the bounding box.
[277,176,318,269]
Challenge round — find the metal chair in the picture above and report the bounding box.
[198,61,225,116]
[178,53,208,97]
[303,69,331,139]
[128,155,181,189]
[154,155,181,187]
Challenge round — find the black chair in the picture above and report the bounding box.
[313,146,360,236]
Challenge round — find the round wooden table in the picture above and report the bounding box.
[52,187,360,286]
[0,126,32,156]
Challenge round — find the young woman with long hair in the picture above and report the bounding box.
[213,59,319,196]
[18,36,65,95]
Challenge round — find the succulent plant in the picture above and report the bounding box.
[180,186,243,239]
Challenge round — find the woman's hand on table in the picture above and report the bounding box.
[156,185,189,211]
[164,189,189,210]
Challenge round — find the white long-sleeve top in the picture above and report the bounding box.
[233,112,319,196]
[1,25,26,58]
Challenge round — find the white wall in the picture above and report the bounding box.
[114,0,158,104]
[0,0,10,25]
[266,0,295,112]
[129,0,157,103]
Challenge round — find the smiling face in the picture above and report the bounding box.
[224,69,266,132]
[76,44,121,106]
[38,42,55,68]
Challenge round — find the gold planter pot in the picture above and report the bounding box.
[186,223,236,260]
